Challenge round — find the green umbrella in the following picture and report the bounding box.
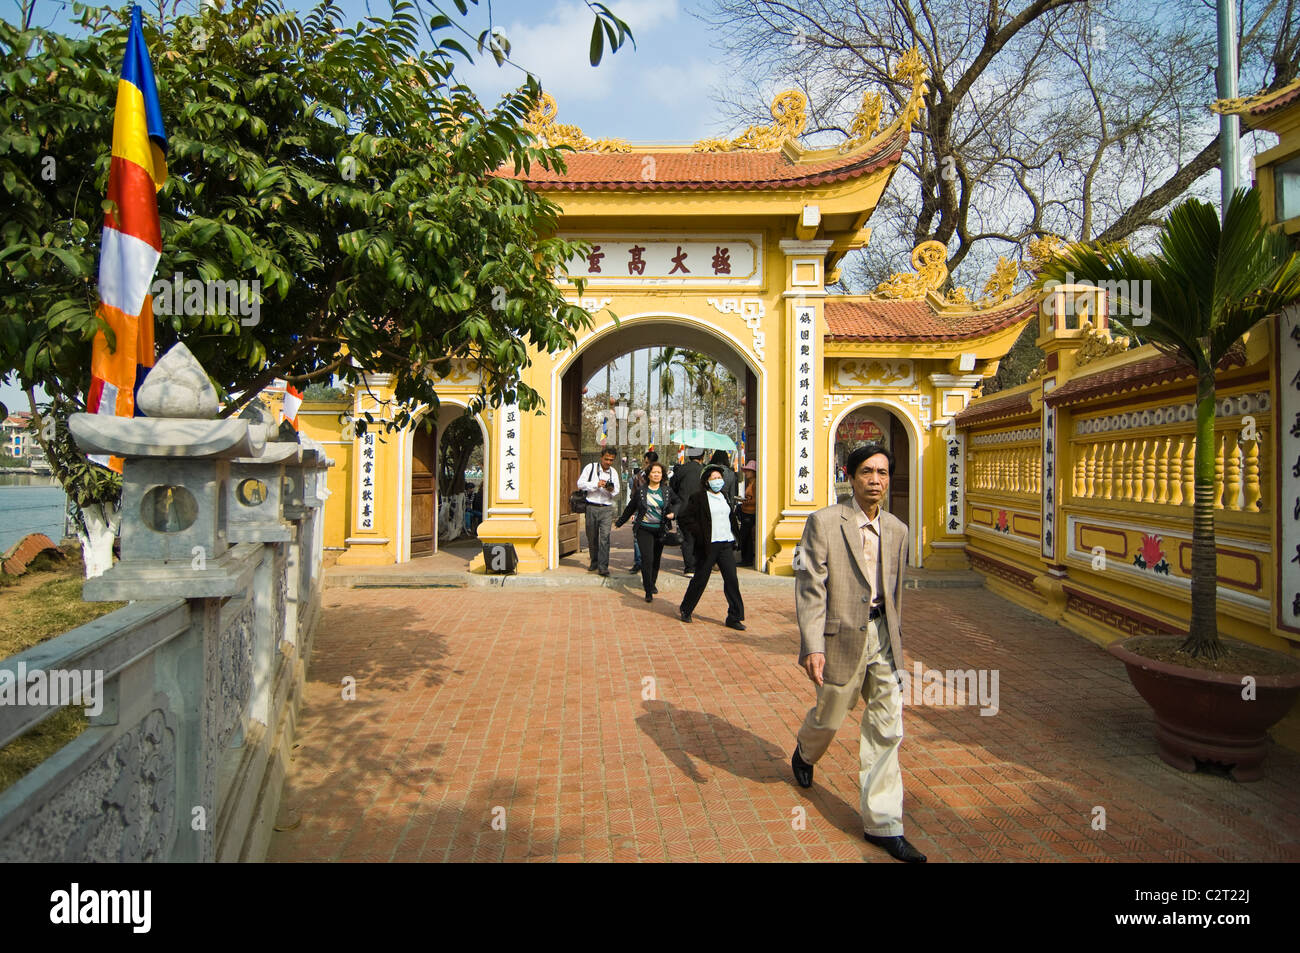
[669,429,737,452]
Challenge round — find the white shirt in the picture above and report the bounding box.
[578,462,619,506]
[707,491,734,542]
[854,497,884,608]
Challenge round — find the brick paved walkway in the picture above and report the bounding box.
[268,578,1300,862]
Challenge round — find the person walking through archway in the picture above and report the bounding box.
[615,460,679,603]
[577,448,619,576]
[677,463,745,629]
[669,448,706,575]
[739,459,758,566]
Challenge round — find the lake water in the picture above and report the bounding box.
[0,476,70,553]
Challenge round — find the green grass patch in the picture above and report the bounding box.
[0,555,124,794]
[0,706,88,795]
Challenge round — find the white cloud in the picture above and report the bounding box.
[456,0,682,107]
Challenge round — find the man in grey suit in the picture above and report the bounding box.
[789,442,925,863]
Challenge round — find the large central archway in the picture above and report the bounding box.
[547,312,767,571]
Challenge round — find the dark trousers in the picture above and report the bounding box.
[679,525,696,572]
[680,541,744,624]
[739,512,756,566]
[635,525,664,595]
[585,504,613,571]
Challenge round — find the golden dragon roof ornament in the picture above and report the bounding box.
[868,241,967,302]
[524,92,631,153]
[838,46,930,153]
[693,90,809,152]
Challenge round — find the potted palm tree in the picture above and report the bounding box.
[1036,188,1300,780]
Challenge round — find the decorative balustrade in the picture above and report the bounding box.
[1067,407,1270,515]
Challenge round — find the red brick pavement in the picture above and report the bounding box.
[268,581,1300,863]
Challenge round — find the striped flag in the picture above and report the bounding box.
[738,429,746,469]
[281,383,304,430]
[677,445,685,465]
[598,412,609,445]
[87,5,167,471]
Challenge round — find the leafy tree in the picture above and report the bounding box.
[0,0,632,572]
[1035,188,1300,659]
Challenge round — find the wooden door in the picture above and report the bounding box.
[411,425,437,557]
[889,414,910,525]
[558,367,582,557]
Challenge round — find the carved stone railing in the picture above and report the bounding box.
[0,345,331,861]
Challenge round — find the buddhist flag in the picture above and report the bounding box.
[282,383,304,429]
[87,5,167,471]
[677,445,685,465]
[738,429,746,469]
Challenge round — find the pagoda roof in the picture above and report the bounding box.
[1211,76,1300,128]
[825,296,1037,342]
[951,389,1035,427]
[502,125,909,193]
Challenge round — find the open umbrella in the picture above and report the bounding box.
[669,429,736,452]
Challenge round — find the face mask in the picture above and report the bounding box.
[708,479,724,492]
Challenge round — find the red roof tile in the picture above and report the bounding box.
[500,127,907,191]
[2,533,63,576]
[1215,77,1300,118]
[1043,349,1245,407]
[952,390,1035,427]
[825,297,1036,342]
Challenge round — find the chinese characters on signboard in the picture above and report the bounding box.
[1279,307,1300,633]
[1041,382,1057,558]
[498,402,521,502]
[561,237,761,286]
[358,431,376,531]
[793,305,817,504]
[946,430,965,534]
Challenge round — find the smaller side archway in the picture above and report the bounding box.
[827,398,924,568]
[398,399,489,563]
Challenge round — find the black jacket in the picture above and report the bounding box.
[678,488,742,561]
[615,482,681,532]
[670,460,703,500]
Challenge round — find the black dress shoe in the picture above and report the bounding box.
[791,747,813,788]
[645,593,653,603]
[864,834,927,863]
[725,619,746,631]
[652,587,659,594]
[679,608,692,623]
[598,569,609,577]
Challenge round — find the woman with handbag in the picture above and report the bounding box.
[614,461,679,603]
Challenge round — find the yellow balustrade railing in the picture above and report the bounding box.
[1066,419,1270,514]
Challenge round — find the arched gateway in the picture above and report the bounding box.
[314,62,1042,574]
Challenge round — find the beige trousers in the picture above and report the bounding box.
[795,619,904,837]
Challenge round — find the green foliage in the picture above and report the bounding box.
[1,0,633,509]
[301,382,345,401]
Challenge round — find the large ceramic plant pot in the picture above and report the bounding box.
[1109,635,1300,781]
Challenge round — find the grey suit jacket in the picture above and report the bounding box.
[794,501,908,685]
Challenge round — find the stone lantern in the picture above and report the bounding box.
[227,403,299,544]
[69,343,267,600]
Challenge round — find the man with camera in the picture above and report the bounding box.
[577,448,620,577]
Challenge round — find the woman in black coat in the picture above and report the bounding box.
[676,464,745,629]
[615,461,680,602]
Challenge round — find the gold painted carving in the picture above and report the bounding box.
[525,92,631,153]
[1024,234,1068,273]
[839,47,930,154]
[1073,320,1131,368]
[694,89,809,152]
[869,240,951,299]
[975,256,1019,309]
[848,90,884,140]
